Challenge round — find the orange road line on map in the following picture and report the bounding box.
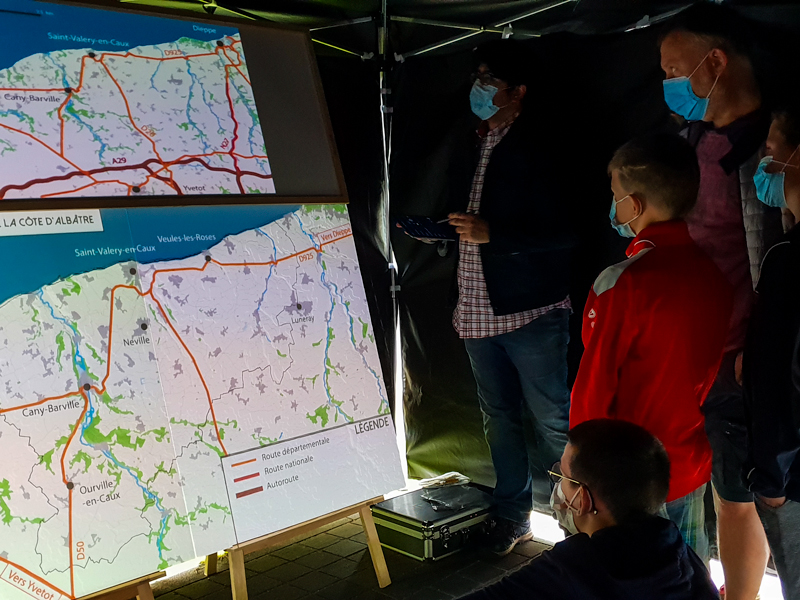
[221,46,251,86]
[0,39,268,595]
[41,180,113,199]
[221,56,244,194]
[0,49,224,93]
[0,557,73,600]
[2,231,353,595]
[96,62,179,192]
[208,232,353,269]
[97,281,229,455]
[57,92,72,157]
[1,40,254,198]
[149,291,228,455]
[144,266,207,296]
[61,391,89,599]
[60,392,90,485]
[75,55,90,92]
[0,123,100,183]
[230,64,251,87]
[100,50,220,64]
[0,391,81,415]
[67,487,75,597]
[98,284,142,393]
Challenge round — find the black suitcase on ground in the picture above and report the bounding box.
[371,485,493,561]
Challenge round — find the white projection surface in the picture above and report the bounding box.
[0,0,274,199]
[0,204,404,599]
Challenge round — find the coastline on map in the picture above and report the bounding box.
[0,204,305,306]
[0,0,240,72]
[0,28,274,200]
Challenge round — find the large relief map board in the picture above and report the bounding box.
[0,0,274,199]
[0,204,405,599]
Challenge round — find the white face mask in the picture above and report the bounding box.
[550,479,581,535]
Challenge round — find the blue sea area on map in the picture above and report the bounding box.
[0,0,239,72]
[0,204,301,305]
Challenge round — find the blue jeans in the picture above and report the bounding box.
[659,484,709,564]
[756,497,800,600]
[464,308,570,523]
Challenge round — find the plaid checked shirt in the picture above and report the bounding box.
[453,116,570,339]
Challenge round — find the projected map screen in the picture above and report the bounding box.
[0,204,404,599]
[0,0,274,199]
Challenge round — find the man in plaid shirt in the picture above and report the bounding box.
[448,41,574,555]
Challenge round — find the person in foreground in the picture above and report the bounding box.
[459,419,719,600]
[570,133,733,562]
[743,103,800,599]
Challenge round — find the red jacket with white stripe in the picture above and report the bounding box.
[570,220,733,502]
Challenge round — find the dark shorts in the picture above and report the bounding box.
[703,352,754,504]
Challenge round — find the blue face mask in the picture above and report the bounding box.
[470,81,500,121]
[662,53,720,122]
[754,155,795,209]
[610,195,639,238]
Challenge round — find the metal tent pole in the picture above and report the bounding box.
[396,0,579,59]
[389,15,541,38]
[398,29,486,59]
[490,0,578,28]
[310,16,374,31]
[378,0,408,475]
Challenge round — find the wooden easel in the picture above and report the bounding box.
[77,571,165,600]
[224,496,390,600]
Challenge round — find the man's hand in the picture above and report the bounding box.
[758,495,787,509]
[448,212,490,244]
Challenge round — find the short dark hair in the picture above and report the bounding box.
[568,419,671,524]
[774,109,800,149]
[473,39,529,88]
[608,133,700,219]
[662,3,754,60]
[773,88,800,147]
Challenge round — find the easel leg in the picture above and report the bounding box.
[229,548,248,600]
[135,582,155,600]
[205,552,218,576]
[360,505,391,588]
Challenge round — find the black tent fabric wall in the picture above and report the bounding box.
[389,6,800,484]
[310,2,800,485]
[389,28,673,483]
[315,57,396,406]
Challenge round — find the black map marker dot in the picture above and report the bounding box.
[66,482,74,490]
[296,303,302,310]
[130,268,137,275]
[87,52,96,58]
[205,255,212,262]
[132,186,141,193]
[141,323,148,331]
[64,87,72,94]
[83,383,91,391]
[216,40,225,47]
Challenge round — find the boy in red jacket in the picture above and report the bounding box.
[570,134,733,563]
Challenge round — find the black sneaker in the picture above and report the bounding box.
[488,518,533,556]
